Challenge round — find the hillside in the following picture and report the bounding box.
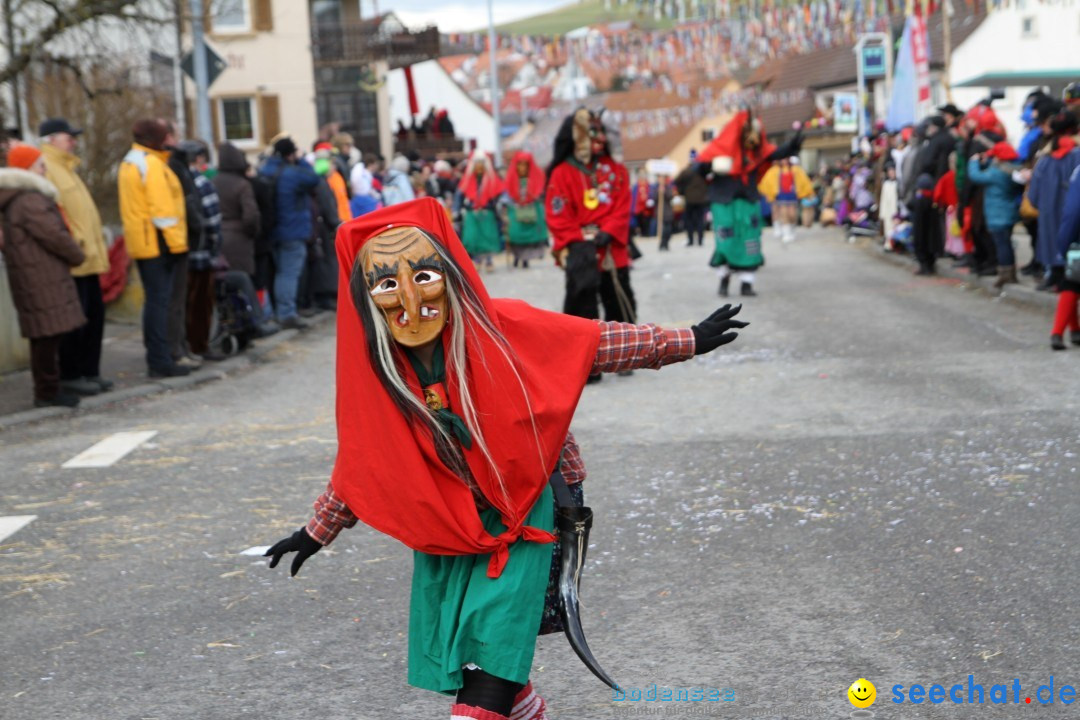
[496,0,677,36]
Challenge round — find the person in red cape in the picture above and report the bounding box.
[545,108,636,383]
[505,151,548,269]
[455,150,504,273]
[696,109,801,297]
[264,197,748,720]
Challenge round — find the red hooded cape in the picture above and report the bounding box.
[507,151,545,205]
[697,110,778,185]
[459,151,505,207]
[331,197,601,577]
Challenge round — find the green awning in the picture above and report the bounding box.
[954,70,1079,88]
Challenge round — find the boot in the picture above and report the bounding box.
[1071,330,1080,347]
[1020,260,1043,277]
[993,266,1017,290]
[1051,334,1067,351]
[740,281,757,297]
[718,275,730,297]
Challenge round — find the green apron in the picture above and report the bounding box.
[462,208,501,256]
[404,347,553,694]
[507,200,548,247]
[710,198,764,270]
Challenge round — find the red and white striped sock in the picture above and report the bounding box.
[451,703,509,720]
[510,682,548,720]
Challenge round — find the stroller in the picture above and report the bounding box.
[209,270,260,356]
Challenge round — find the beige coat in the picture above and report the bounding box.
[42,142,109,277]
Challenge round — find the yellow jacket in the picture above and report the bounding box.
[118,143,187,259]
[758,165,814,203]
[42,143,110,277]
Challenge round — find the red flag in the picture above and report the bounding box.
[403,65,419,116]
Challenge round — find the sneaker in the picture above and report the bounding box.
[279,315,311,330]
[60,377,102,396]
[149,364,191,378]
[87,376,114,392]
[34,393,80,408]
[174,354,203,370]
[255,321,281,338]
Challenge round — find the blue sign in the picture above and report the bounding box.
[861,45,887,79]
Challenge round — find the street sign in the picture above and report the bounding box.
[861,45,887,79]
[645,158,678,176]
[181,44,227,87]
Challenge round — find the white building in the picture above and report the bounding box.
[951,3,1080,141]
[387,59,496,154]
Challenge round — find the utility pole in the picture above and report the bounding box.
[189,0,213,147]
[173,0,187,137]
[2,0,22,136]
[487,0,502,167]
[942,0,954,102]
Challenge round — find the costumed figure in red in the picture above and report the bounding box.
[505,151,548,269]
[697,109,802,297]
[545,109,637,382]
[454,150,504,273]
[264,197,748,720]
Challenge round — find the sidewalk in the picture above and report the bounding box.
[853,231,1057,313]
[0,312,334,431]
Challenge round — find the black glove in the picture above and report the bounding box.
[691,304,748,355]
[265,528,322,576]
[594,231,616,248]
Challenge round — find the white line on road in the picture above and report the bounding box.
[62,431,159,469]
[0,515,36,543]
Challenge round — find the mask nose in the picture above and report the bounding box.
[398,281,421,333]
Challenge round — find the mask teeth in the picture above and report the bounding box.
[420,306,429,318]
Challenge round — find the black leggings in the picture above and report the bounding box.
[457,669,524,716]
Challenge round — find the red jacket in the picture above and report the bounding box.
[546,157,632,269]
[933,170,958,208]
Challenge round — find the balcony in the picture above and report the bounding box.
[312,23,441,69]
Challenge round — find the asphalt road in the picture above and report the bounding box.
[2,228,1078,720]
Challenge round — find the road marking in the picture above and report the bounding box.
[0,515,36,543]
[62,431,159,469]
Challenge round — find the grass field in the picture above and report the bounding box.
[496,0,677,35]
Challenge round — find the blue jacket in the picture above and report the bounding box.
[260,155,319,241]
[1028,149,1080,267]
[966,157,1021,230]
[1057,166,1080,258]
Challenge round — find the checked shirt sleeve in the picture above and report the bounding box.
[305,480,358,546]
[591,321,696,374]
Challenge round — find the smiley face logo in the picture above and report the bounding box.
[847,678,876,708]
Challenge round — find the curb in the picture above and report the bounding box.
[855,237,1058,313]
[0,314,332,432]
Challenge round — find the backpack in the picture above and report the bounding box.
[252,164,286,251]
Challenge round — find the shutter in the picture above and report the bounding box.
[211,98,221,145]
[259,94,280,145]
[253,0,274,32]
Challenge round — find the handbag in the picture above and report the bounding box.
[1066,242,1080,284]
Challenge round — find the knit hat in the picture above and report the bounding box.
[7,144,42,170]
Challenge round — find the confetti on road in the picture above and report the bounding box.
[62,431,159,469]
[0,515,36,543]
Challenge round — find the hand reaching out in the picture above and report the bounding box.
[691,304,749,355]
[265,528,322,577]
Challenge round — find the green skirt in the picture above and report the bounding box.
[710,198,764,270]
[408,484,554,694]
[462,209,502,256]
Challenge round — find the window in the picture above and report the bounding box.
[1021,16,1037,38]
[221,97,256,143]
[212,0,250,32]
